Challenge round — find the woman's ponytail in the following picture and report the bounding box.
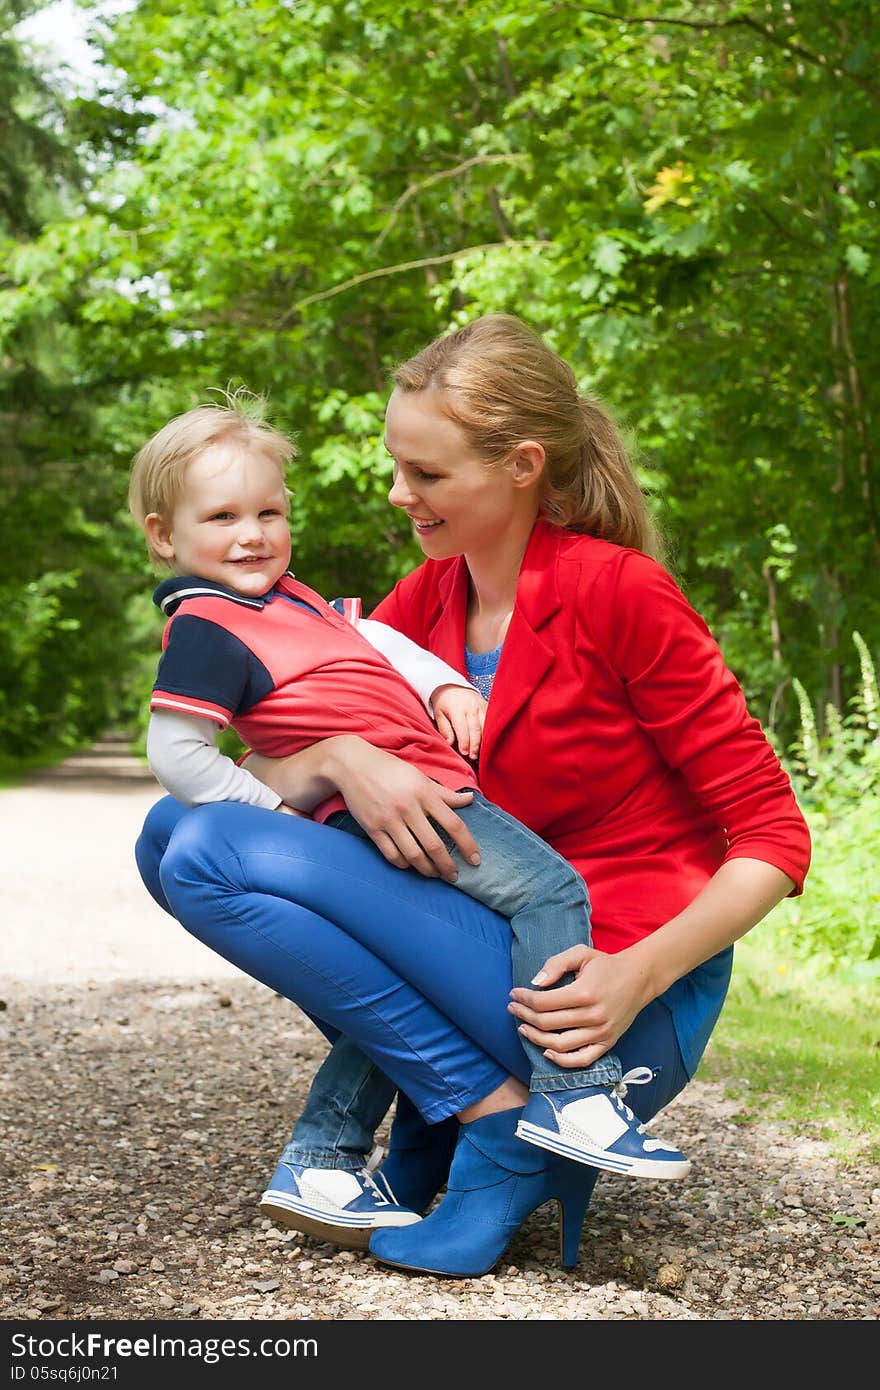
[539,397,664,561]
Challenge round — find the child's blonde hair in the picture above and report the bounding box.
[393,314,663,561]
[128,388,295,565]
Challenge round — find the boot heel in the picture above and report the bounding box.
[557,1173,595,1268]
[370,1107,597,1278]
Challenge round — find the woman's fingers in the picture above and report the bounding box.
[515,1022,612,1065]
[427,795,480,866]
[372,800,479,882]
[528,944,595,987]
[336,740,479,878]
[511,948,641,1064]
[507,1000,601,1032]
[392,817,454,880]
[508,977,589,1015]
[543,1043,610,1068]
[370,828,431,875]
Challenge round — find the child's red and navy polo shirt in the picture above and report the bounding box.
[150,573,476,821]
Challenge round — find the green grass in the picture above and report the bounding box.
[698,934,880,1165]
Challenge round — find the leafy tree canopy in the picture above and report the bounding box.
[3,0,878,754]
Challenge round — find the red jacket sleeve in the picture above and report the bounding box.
[598,551,812,893]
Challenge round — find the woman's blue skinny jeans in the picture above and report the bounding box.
[136,797,691,1178]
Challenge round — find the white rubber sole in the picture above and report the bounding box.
[259,1188,421,1250]
[515,1120,691,1180]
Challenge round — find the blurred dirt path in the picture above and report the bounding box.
[0,736,239,986]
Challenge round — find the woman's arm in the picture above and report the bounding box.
[509,857,794,1067]
[510,550,810,1067]
[244,737,480,882]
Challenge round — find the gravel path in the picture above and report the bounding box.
[1,742,877,1322]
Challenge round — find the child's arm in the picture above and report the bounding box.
[356,618,471,711]
[147,709,286,810]
[356,617,486,759]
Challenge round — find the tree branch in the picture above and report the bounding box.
[374,155,527,249]
[496,33,519,100]
[561,6,880,103]
[278,239,552,322]
[486,185,512,240]
[834,272,880,557]
[756,202,822,249]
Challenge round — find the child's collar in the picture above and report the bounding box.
[152,573,295,616]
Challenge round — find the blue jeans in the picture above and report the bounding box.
[136,798,700,1175]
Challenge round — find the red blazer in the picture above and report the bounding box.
[372,519,811,955]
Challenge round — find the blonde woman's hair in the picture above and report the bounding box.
[128,388,295,565]
[392,314,663,561]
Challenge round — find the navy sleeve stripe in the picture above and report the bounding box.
[153,614,274,717]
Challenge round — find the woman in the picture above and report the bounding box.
[136,313,811,1278]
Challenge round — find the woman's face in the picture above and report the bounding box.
[384,388,533,561]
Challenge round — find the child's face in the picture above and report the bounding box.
[146,443,292,596]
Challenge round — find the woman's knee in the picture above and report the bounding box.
[135,795,190,913]
[156,802,339,919]
[158,801,242,898]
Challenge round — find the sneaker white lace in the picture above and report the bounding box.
[609,1068,683,1154]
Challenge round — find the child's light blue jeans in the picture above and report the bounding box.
[284,789,617,1170]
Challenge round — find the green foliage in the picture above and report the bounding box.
[0,1,78,236]
[0,7,144,758]
[0,478,150,755]
[4,1,880,774]
[772,634,880,974]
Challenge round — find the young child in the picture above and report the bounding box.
[129,391,689,1246]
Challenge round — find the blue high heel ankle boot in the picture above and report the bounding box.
[369,1107,596,1277]
[375,1093,458,1215]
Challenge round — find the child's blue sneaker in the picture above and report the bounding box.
[259,1159,422,1249]
[515,1067,691,1180]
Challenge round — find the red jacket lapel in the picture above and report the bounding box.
[480,521,563,766]
[425,521,564,765]
[425,557,470,671]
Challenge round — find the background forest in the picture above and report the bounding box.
[2,0,878,978]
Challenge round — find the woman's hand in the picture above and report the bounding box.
[329,738,480,882]
[508,861,798,1067]
[507,944,652,1069]
[245,737,479,882]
